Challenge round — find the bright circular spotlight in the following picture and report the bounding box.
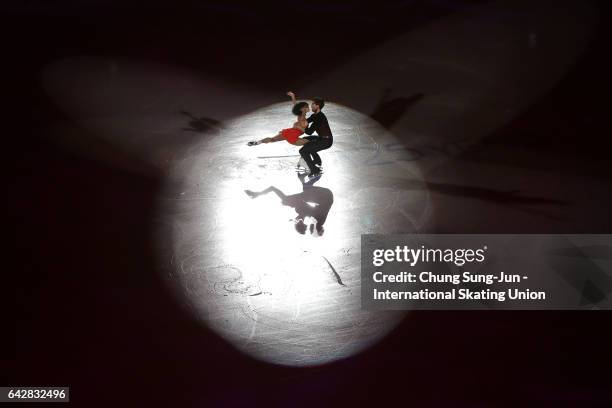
[156,102,432,366]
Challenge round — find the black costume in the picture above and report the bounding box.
[300,111,333,174]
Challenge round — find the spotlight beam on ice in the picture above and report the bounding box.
[39,0,594,366]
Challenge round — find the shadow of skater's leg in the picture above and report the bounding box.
[246,186,286,201]
[260,186,286,200]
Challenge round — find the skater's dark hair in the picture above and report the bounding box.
[312,97,325,109]
[292,101,309,116]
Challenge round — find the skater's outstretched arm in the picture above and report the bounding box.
[287,91,297,105]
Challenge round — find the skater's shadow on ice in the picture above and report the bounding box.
[179,110,222,133]
[370,89,425,130]
[422,179,569,220]
[245,174,334,236]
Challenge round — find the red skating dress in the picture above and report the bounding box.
[280,128,304,144]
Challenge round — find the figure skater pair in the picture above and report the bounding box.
[248,92,333,176]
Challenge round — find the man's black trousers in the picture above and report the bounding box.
[299,136,333,173]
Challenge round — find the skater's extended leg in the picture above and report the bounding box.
[261,134,284,143]
[248,133,284,146]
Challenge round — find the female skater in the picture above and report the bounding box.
[247,92,311,146]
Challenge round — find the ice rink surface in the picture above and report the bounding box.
[36,0,602,366]
[157,103,431,365]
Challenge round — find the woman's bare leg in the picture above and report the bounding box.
[248,133,284,145]
[261,134,285,143]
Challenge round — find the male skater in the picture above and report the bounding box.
[300,97,333,175]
